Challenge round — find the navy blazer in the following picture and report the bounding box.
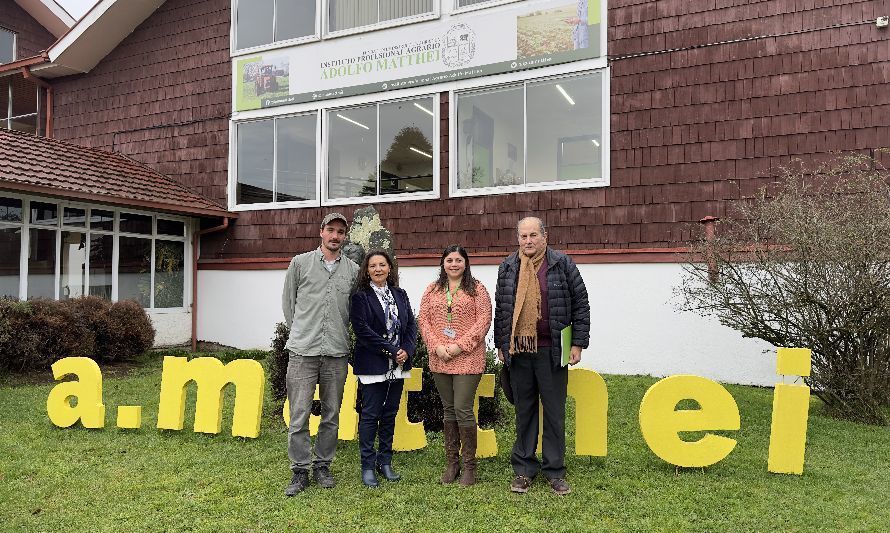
[350,285,418,375]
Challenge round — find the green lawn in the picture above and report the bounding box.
[1,355,888,532]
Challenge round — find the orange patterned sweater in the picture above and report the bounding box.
[418,280,492,375]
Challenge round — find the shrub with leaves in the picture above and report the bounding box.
[677,152,890,424]
[0,296,154,372]
[269,321,290,400]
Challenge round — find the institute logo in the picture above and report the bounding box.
[442,24,476,68]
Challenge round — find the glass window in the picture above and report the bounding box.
[118,236,152,307]
[527,72,603,183]
[277,115,317,201]
[155,241,185,308]
[89,234,113,299]
[455,85,524,189]
[236,0,316,50]
[90,209,114,231]
[0,226,21,298]
[0,29,13,64]
[328,105,377,199]
[63,207,86,227]
[455,71,604,192]
[119,213,152,234]
[27,228,56,299]
[0,197,22,222]
[236,114,318,205]
[30,202,58,225]
[236,120,274,204]
[157,219,185,236]
[378,97,434,195]
[328,0,434,33]
[328,96,435,201]
[59,231,87,300]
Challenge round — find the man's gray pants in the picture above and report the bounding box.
[286,352,348,472]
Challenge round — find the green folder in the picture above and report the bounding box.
[561,325,573,366]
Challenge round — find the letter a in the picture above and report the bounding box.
[768,348,812,475]
[47,357,106,428]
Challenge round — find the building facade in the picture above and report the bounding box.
[2,0,889,384]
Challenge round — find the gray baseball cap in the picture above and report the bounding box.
[320,212,349,228]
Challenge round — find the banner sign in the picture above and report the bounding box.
[235,0,603,111]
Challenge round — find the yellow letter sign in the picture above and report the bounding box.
[47,357,106,429]
[768,347,812,475]
[639,375,740,468]
[157,356,265,438]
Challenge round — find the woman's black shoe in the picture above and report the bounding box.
[376,464,401,482]
[362,469,379,488]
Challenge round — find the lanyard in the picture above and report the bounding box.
[445,285,459,323]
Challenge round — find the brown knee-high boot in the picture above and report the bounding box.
[458,424,478,486]
[441,420,461,484]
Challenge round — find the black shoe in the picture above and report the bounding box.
[376,463,401,482]
[313,465,336,489]
[285,469,310,496]
[362,468,379,488]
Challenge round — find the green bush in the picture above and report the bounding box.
[270,318,504,432]
[0,296,155,373]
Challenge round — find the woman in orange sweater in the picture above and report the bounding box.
[418,245,492,486]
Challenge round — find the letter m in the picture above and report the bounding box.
[156,356,265,438]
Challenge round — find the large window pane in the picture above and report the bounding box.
[90,209,114,231]
[277,114,317,201]
[329,0,432,32]
[157,219,185,236]
[11,75,37,118]
[378,98,434,195]
[119,236,151,307]
[0,227,20,297]
[236,0,273,49]
[30,202,57,225]
[120,213,152,234]
[89,234,113,300]
[0,197,22,222]
[276,0,316,41]
[63,207,86,227]
[527,72,603,183]
[328,105,377,199]
[237,120,275,204]
[155,241,185,308]
[59,231,87,300]
[28,228,55,299]
[0,29,13,64]
[456,86,524,189]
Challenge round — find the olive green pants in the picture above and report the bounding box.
[432,372,482,426]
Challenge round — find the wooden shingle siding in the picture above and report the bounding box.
[49,0,890,260]
[0,0,55,57]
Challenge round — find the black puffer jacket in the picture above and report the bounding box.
[494,247,591,365]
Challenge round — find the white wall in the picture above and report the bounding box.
[197,262,777,386]
[148,310,192,347]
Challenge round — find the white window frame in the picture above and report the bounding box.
[229,88,441,211]
[450,0,524,16]
[230,0,323,56]
[230,111,322,210]
[0,192,192,313]
[448,61,610,199]
[323,0,440,40]
[0,27,15,64]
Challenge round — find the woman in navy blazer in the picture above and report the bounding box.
[350,249,417,488]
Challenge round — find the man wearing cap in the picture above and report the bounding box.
[282,212,359,496]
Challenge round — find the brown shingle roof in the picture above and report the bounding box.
[0,128,232,218]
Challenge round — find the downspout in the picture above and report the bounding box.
[21,67,53,138]
[191,217,230,352]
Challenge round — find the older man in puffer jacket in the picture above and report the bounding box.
[494,216,590,496]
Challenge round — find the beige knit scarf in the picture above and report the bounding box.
[509,247,546,354]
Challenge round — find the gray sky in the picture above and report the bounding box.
[57,0,95,19]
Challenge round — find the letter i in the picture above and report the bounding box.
[767,348,812,475]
